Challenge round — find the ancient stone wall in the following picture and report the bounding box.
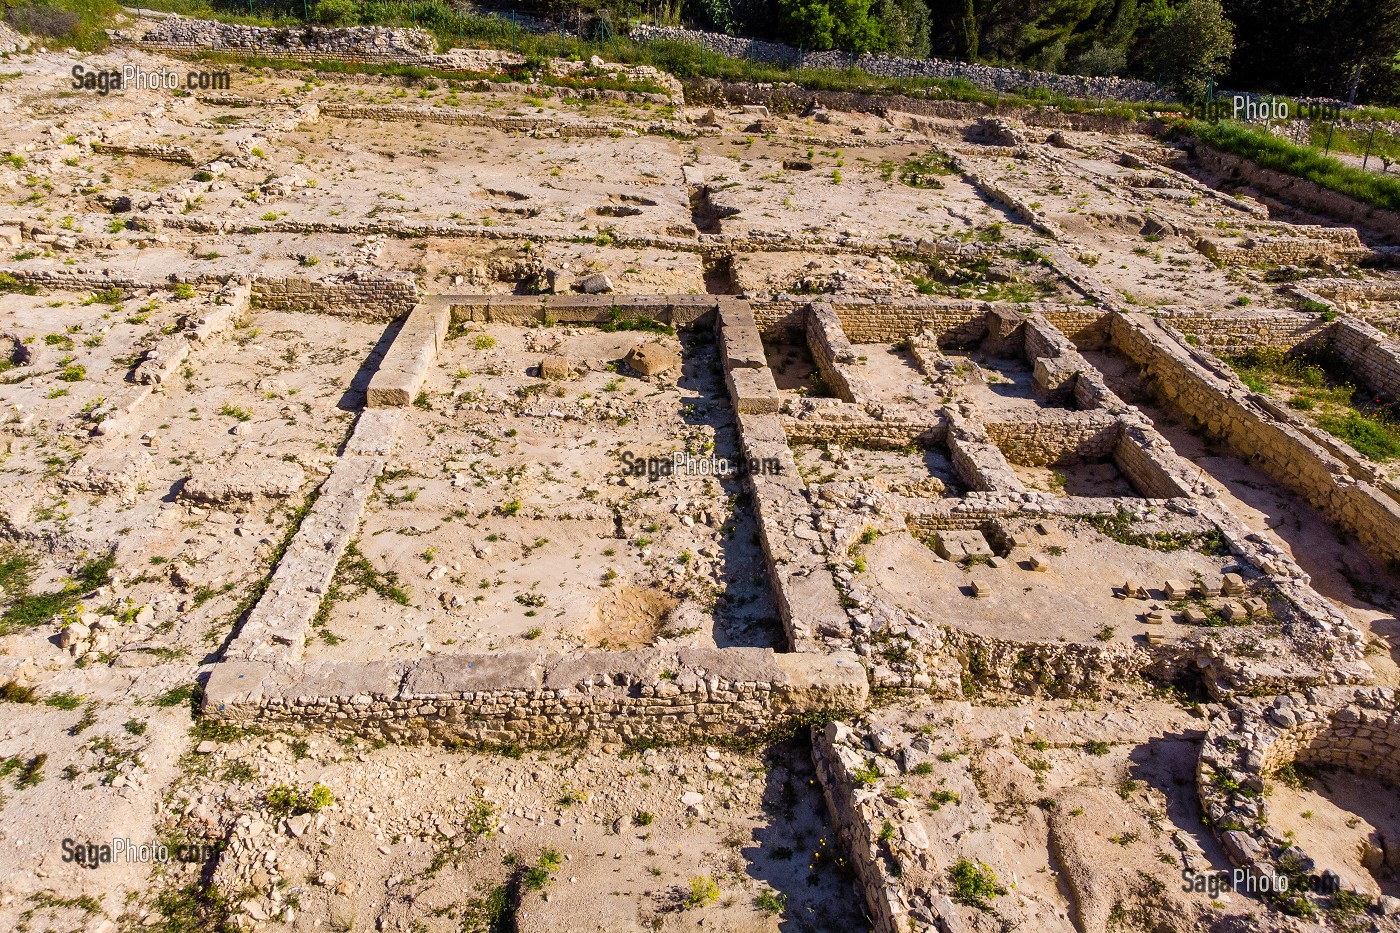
[1190,144,1400,242]
[946,415,1025,493]
[1195,233,1373,268]
[366,303,449,408]
[781,416,942,449]
[811,722,923,933]
[828,301,986,345]
[252,269,419,319]
[1197,688,1400,910]
[446,293,717,328]
[223,409,401,665]
[631,25,1169,103]
[807,303,877,405]
[684,79,1150,134]
[1330,316,1400,402]
[92,142,196,165]
[1109,311,1400,566]
[319,103,622,135]
[112,16,439,65]
[206,649,866,746]
[983,412,1121,467]
[1113,428,1191,498]
[1152,308,1331,354]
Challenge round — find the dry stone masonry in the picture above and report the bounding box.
[2,37,1400,933]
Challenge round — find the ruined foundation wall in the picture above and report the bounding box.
[447,294,717,328]
[1330,316,1400,402]
[1113,429,1191,499]
[781,417,943,449]
[207,650,868,746]
[811,724,911,933]
[983,413,1121,467]
[1153,309,1332,355]
[807,303,878,405]
[1190,144,1400,242]
[251,270,419,319]
[1198,688,1400,908]
[830,302,985,345]
[1110,312,1400,566]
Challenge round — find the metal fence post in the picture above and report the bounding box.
[1364,125,1376,170]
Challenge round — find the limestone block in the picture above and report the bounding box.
[577,273,614,294]
[719,311,766,371]
[545,269,573,294]
[366,303,449,408]
[343,408,403,458]
[1163,579,1190,600]
[539,355,572,380]
[182,454,304,505]
[1222,601,1248,623]
[933,530,994,561]
[1033,355,1079,397]
[134,335,191,386]
[624,343,679,377]
[727,366,782,414]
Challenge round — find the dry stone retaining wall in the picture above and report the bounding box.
[112,17,438,65]
[984,412,1121,467]
[1198,688,1400,909]
[1190,144,1400,242]
[206,649,867,746]
[251,269,418,319]
[1109,311,1400,567]
[1154,308,1331,354]
[630,24,1168,103]
[811,721,935,933]
[1330,316,1400,401]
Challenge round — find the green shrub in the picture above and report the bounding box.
[754,890,786,916]
[311,0,357,24]
[266,782,334,816]
[685,875,720,908]
[949,857,1006,910]
[1315,410,1400,461]
[1,681,37,703]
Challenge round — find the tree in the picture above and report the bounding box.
[777,0,884,52]
[1145,0,1234,100]
[873,0,932,57]
[1225,0,1400,102]
[1075,42,1127,76]
[956,0,977,60]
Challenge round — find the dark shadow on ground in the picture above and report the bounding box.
[740,735,870,932]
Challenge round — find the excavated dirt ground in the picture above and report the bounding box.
[1,34,1400,933]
